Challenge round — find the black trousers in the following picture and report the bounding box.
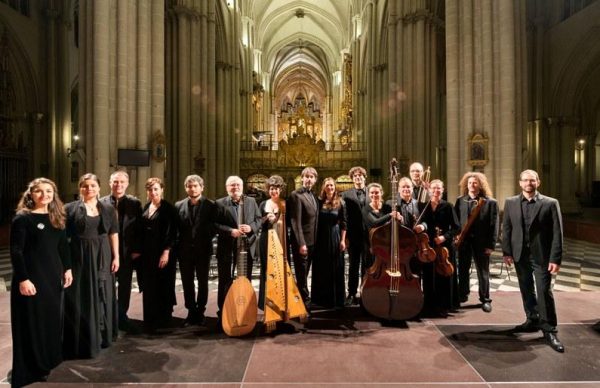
[116,254,135,322]
[458,241,491,303]
[514,253,558,333]
[346,238,367,297]
[179,251,211,316]
[292,244,314,303]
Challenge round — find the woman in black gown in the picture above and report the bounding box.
[139,177,177,332]
[258,175,286,310]
[422,179,460,315]
[311,177,347,309]
[64,173,119,359]
[10,178,72,388]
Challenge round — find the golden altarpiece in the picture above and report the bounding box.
[241,55,364,198]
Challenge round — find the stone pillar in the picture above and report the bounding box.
[372,1,442,179]
[543,117,580,213]
[79,0,164,198]
[445,0,526,205]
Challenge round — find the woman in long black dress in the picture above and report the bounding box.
[64,173,119,359]
[10,178,72,388]
[422,179,460,316]
[139,177,177,332]
[258,175,286,310]
[311,177,347,309]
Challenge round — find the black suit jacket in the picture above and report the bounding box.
[288,188,319,248]
[454,195,499,251]
[214,195,261,259]
[99,194,142,258]
[502,193,563,265]
[342,187,369,240]
[174,196,217,258]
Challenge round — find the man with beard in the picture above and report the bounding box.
[288,167,319,306]
[174,175,216,326]
[214,176,261,326]
[502,169,565,352]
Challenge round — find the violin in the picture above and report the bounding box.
[412,201,436,263]
[434,227,454,277]
[416,231,436,263]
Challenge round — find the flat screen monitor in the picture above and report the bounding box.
[117,149,150,167]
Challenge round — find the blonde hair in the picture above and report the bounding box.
[458,172,493,197]
[319,177,341,209]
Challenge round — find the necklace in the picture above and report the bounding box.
[84,201,97,214]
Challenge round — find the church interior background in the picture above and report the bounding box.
[1,0,600,222]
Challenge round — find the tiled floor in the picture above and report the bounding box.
[1,238,599,386]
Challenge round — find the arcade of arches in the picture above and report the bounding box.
[1,0,600,223]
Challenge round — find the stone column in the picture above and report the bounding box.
[445,0,526,204]
[79,0,164,198]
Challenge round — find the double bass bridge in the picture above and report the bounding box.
[385,269,402,278]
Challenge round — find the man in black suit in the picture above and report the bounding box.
[214,176,261,317]
[341,166,369,306]
[502,169,565,352]
[100,170,142,331]
[288,166,319,304]
[454,172,499,313]
[174,175,216,326]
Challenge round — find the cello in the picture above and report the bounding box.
[361,159,424,320]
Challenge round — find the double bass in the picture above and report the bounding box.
[361,159,424,320]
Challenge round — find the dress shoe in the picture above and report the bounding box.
[513,319,540,333]
[544,332,565,353]
[481,302,492,313]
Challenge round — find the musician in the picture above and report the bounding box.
[174,175,216,327]
[288,167,319,305]
[341,166,369,306]
[99,170,142,332]
[387,177,427,233]
[502,170,565,352]
[454,172,499,313]
[312,178,347,310]
[214,176,261,324]
[422,179,460,316]
[362,183,401,268]
[409,162,429,202]
[258,175,286,310]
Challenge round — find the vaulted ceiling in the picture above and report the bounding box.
[251,0,353,110]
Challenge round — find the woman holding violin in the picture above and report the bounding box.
[422,179,461,317]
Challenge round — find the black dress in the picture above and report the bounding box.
[422,200,460,311]
[10,212,71,388]
[362,203,392,269]
[64,201,119,359]
[311,203,347,309]
[139,200,177,330]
